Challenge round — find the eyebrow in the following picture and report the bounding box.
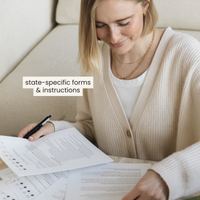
[96,14,134,24]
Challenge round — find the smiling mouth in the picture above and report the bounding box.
[110,38,128,47]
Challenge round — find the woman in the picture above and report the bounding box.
[19,0,200,199]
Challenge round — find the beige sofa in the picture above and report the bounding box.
[1,0,200,137]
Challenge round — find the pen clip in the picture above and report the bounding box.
[41,118,50,126]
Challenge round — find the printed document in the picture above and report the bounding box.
[0,128,113,176]
[0,167,68,200]
[35,178,67,200]
[65,163,151,200]
[0,180,20,200]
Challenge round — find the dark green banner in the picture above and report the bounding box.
[185,196,200,200]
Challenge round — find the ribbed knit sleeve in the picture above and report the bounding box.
[50,120,74,132]
[151,142,200,200]
[151,32,200,200]
[72,89,95,143]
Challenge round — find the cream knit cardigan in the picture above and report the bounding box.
[53,28,200,199]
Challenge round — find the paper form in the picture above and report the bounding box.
[35,178,67,200]
[0,180,20,200]
[0,168,69,200]
[65,163,151,200]
[0,128,113,176]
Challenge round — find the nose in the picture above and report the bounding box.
[109,26,121,44]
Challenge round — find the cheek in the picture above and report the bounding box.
[96,29,105,40]
[124,16,143,36]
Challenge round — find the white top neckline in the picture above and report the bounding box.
[110,67,148,88]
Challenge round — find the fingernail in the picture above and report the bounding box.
[29,136,34,141]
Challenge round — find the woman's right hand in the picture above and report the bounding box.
[18,122,55,141]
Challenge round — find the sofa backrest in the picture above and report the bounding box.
[56,0,80,24]
[56,0,200,31]
[155,0,200,31]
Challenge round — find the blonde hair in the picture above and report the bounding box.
[136,0,158,36]
[78,0,158,75]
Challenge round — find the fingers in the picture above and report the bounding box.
[28,122,55,141]
[121,187,139,200]
[18,123,37,138]
[121,170,169,200]
[18,122,55,141]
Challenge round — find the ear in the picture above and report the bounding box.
[144,0,150,13]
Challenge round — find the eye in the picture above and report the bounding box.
[96,25,104,28]
[96,23,106,28]
[119,21,130,27]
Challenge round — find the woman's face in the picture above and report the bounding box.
[95,0,148,55]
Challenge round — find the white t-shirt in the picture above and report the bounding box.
[109,66,148,120]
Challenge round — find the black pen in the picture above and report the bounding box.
[23,115,52,139]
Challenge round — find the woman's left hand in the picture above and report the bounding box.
[122,170,169,200]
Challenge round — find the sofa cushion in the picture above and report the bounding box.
[0,25,81,137]
[56,0,200,31]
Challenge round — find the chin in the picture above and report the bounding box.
[102,39,131,55]
[111,47,130,55]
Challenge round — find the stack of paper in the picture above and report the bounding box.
[0,128,151,200]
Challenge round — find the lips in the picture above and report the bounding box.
[110,38,128,48]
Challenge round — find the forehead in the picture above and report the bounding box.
[95,0,142,22]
